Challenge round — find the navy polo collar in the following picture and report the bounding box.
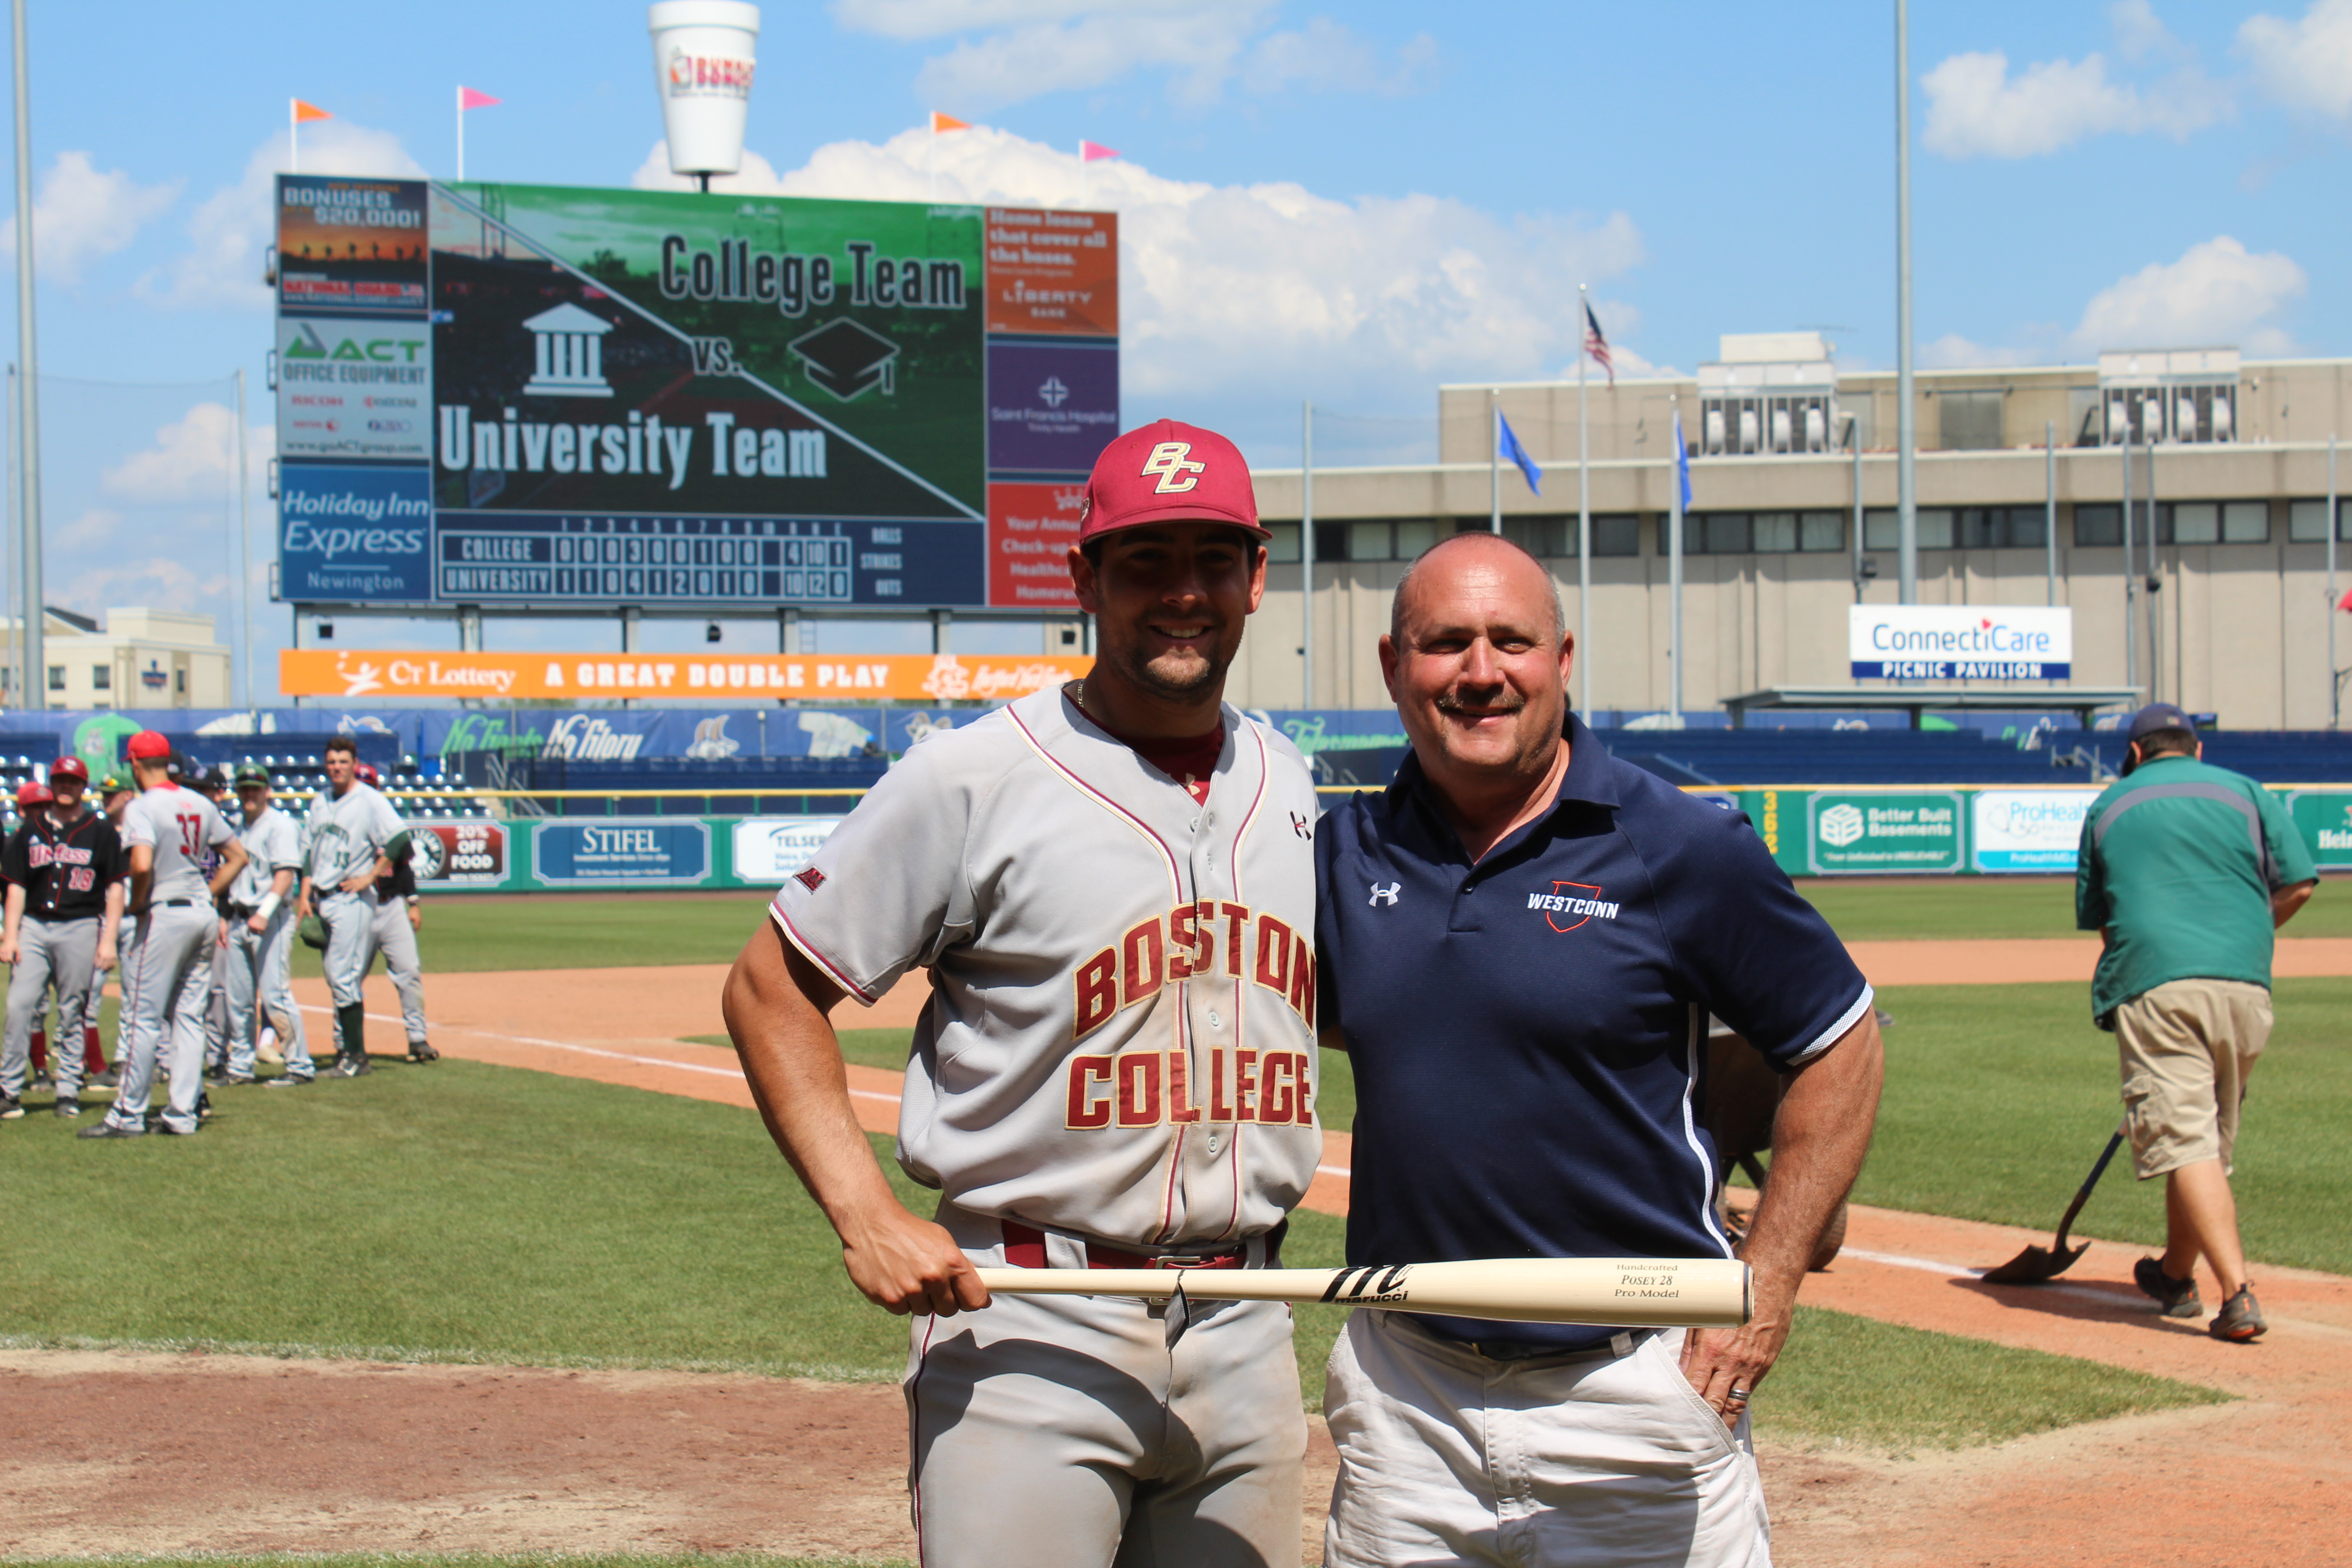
[1387,709,1621,859]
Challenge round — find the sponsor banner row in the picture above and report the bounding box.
[396,815,840,893]
[278,648,1088,703]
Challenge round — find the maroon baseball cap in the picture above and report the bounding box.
[16,780,52,806]
[126,730,172,760]
[1078,419,1265,547]
[356,763,381,787]
[49,756,88,784]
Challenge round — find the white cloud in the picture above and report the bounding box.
[2238,0,2352,123]
[138,121,425,311]
[1921,46,2225,157]
[0,151,180,285]
[53,508,126,551]
[1920,333,2048,369]
[2109,0,2185,63]
[835,0,1430,111]
[632,126,1646,407]
[60,555,233,619]
[98,402,271,505]
[2070,236,2306,354]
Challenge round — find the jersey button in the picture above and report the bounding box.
[1208,1011,1222,1029]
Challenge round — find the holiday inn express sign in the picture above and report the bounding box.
[1849,605,2072,681]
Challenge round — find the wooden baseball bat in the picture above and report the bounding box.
[971,1257,1750,1328]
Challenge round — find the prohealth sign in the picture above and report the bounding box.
[1849,606,2072,681]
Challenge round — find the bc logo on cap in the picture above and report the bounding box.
[1141,441,1206,494]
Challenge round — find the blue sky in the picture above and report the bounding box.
[1,0,2345,671]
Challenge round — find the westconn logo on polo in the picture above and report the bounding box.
[1529,881,1620,932]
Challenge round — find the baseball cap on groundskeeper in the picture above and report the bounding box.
[1078,418,1267,547]
[49,756,88,785]
[97,773,128,797]
[125,730,172,761]
[234,763,271,789]
[2120,702,2197,775]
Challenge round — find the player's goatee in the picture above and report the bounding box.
[1114,641,1231,701]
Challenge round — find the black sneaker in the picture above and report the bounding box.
[153,1120,201,1136]
[85,1068,120,1089]
[406,1040,439,1063]
[264,1073,315,1088]
[55,1097,82,1118]
[2210,1285,2267,1342]
[0,1093,22,1121]
[196,1092,216,1121]
[2134,1256,2202,1318]
[334,1052,372,1078]
[78,1118,146,1139]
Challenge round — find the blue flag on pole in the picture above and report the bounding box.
[1498,411,1542,495]
[1672,409,1692,510]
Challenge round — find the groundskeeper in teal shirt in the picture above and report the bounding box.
[2075,755,2317,1028]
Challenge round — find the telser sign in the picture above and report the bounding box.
[1850,606,2073,681]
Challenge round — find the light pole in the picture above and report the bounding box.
[1894,0,1917,604]
[11,0,42,710]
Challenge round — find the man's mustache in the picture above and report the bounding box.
[1434,688,1527,716]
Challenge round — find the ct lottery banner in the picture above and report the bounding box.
[273,178,1118,617]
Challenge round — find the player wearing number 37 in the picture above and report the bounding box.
[727,420,1322,1568]
[1314,533,1885,1567]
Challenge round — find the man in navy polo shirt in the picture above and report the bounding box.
[1317,533,1884,1568]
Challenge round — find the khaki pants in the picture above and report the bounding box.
[2115,978,2271,1180]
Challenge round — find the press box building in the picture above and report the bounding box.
[1226,337,2350,729]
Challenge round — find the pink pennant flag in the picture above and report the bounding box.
[1080,140,1120,163]
[459,86,500,111]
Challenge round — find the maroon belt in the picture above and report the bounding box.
[1000,1220,1256,1272]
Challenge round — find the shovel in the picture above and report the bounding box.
[1981,1127,2126,1284]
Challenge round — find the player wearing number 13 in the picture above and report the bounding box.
[298,736,411,1077]
[80,732,245,1139]
[727,420,1322,1568]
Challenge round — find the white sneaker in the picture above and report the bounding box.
[257,1027,284,1067]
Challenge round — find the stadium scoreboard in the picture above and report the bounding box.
[273,178,1118,615]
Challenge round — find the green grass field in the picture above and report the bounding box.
[2,1054,2220,1453]
[289,892,775,979]
[1793,873,2352,940]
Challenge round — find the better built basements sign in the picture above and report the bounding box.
[1850,605,2073,680]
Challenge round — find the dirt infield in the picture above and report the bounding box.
[26,940,2345,1566]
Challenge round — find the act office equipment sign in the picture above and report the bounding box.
[1850,606,2072,680]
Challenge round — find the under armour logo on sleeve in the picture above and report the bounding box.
[1369,882,1401,906]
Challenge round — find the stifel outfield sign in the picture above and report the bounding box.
[1849,605,2072,681]
[279,649,1088,702]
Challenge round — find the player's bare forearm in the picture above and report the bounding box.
[1681,1008,1883,1418]
[2274,879,2315,929]
[723,920,987,1317]
[0,882,24,962]
[206,840,249,900]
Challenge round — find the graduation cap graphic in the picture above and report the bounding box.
[786,318,900,401]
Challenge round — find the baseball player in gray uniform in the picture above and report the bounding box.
[81,731,245,1139]
[297,736,408,1077]
[0,765,125,1119]
[221,764,314,1086]
[355,762,435,1063]
[727,420,1322,1568]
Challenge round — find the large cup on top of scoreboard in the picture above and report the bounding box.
[648,1,760,181]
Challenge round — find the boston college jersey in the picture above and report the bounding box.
[770,684,1323,1249]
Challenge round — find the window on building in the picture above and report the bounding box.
[1859,508,1958,549]
[1394,520,1442,559]
[2074,504,2122,547]
[1752,512,1798,552]
[1799,511,1844,552]
[1917,509,1955,549]
[1266,523,1301,564]
[2169,502,2220,545]
[46,665,64,692]
[1348,521,1392,561]
[2223,501,2269,543]
[1952,507,2048,549]
[2288,500,2349,542]
[1685,513,1750,554]
[92,665,111,691]
[175,668,186,694]
[1593,514,1642,556]
[1939,390,2004,451]
[1314,522,1348,563]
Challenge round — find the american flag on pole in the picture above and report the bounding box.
[1583,301,1615,386]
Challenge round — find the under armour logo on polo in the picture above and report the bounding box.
[1142,441,1206,493]
[1369,882,1401,906]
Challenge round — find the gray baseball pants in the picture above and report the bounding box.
[225,910,311,1080]
[2,916,99,1100]
[366,895,428,1048]
[319,887,379,1055]
[105,903,218,1134]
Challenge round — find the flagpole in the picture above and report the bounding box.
[1489,389,1501,534]
[13,0,44,710]
[289,96,299,175]
[1669,397,1684,723]
[457,85,465,181]
[1577,284,1591,717]
[2327,433,2337,730]
[1895,0,1918,605]
[1301,399,1315,710]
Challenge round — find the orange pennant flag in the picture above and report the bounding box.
[930,111,970,133]
[293,99,332,124]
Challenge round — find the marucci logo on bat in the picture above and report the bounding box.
[1321,1264,1414,1304]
